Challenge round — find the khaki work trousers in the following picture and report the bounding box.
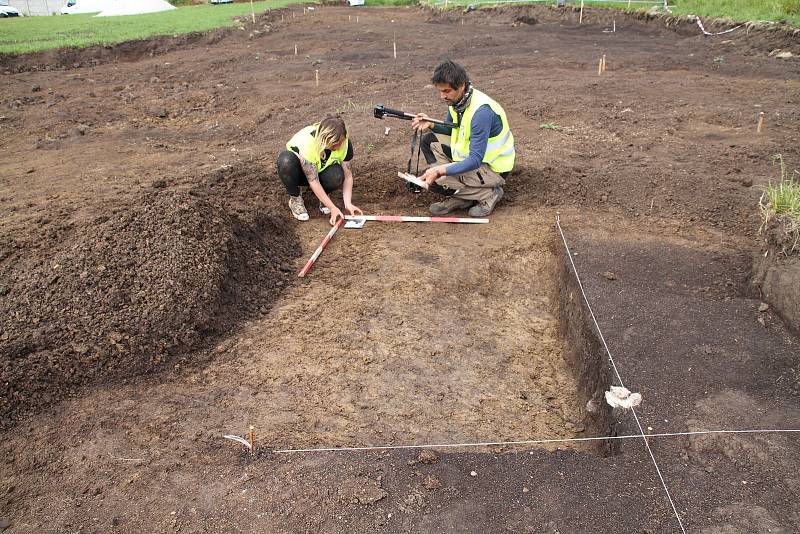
[426,133,506,202]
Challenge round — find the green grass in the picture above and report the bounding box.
[667,0,800,24]
[539,122,560,130]
[0,1,295,55]
[759,155,800,254]
[423,0,800,26]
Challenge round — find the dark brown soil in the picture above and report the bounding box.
[0,187,298,427]
[1,4,799,532]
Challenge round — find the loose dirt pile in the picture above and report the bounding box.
[0,188,298,428]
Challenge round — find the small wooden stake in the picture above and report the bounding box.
[294,44,297,55]
[315,69,319,87]
[248,425,255,452]
[757,111,765,133]
[579,0,584,24]
[250,0,255,24]
[393,34,397,59]
[349,15,351,21]
[598,57,603,75]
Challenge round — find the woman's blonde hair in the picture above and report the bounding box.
[315,115,347,157]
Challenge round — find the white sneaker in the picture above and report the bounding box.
[288,195,309,221]
[319,203,331,215]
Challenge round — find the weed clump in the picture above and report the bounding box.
[759,155,800,255]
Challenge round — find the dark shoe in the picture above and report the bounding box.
[406,181,423,194]
[468,187,503,217]
[430,197,473,216]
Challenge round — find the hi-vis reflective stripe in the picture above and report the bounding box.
[485,147,515,165]
[451,130,514,162]
[453,142,514,164]
[486,130,513,152]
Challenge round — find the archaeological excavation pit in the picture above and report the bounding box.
[222,211,615,453]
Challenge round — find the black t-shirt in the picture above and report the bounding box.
[321,139,354,166]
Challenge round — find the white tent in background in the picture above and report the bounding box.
[61,0,116,15]
[96,0,176,17]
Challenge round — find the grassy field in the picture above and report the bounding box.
[0,1,295,55]
[1,0,797,55]
[667,0,800,24]
[426,0,800,25]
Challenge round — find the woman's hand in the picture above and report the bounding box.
[345,203,363,216]
[329,206,344,226]
[411,113,433,132]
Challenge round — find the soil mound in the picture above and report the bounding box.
[0,190,298,428]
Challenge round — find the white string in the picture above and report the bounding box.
[688,15,744,36]
[273,428,800,454]
[555,214,687,534]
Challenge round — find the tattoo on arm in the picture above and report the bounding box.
[342,160,352,174]
[300,157,319,183]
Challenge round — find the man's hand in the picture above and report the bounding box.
[329,206,344,226]
[420,166,444,186]
[411,113,433,132]
[345,203,363,216]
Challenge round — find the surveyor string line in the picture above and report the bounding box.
[273,428,800,454]
[555,214,687,534]
[689,15,744,36]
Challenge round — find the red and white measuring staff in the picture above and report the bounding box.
[345,215,488,224]
[297,218,344,278]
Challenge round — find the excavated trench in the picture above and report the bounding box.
[216,204,617,454]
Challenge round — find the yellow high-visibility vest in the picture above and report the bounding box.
[286,124,349,172]
[448,89,515,174]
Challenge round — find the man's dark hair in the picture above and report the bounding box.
[431,60,469,89]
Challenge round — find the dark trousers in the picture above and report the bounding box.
[276,150,344,197]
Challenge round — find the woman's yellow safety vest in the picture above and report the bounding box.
[286,124,349,173]
[448,89,515,174]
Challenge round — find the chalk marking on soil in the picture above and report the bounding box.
[555,214,687,534]
[272,429,800,454]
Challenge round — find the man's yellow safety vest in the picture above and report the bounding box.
[287,124,349,172]
[448,89,515,174]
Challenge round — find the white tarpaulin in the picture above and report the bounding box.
[61,0,115,15]
[96,0,175,17]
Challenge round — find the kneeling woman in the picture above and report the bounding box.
[276,115,362,225]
